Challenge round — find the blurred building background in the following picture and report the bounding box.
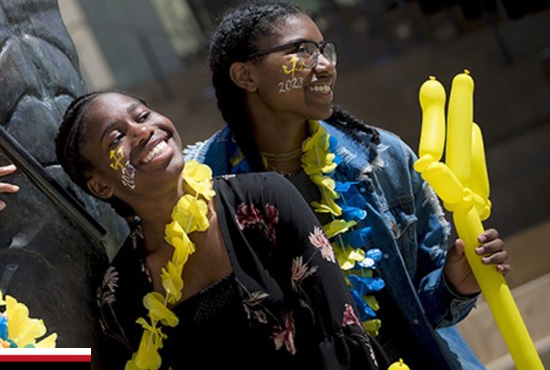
[58,0,549,368]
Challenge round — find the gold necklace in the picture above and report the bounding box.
[260,147,302,161]
[265,160,302,177]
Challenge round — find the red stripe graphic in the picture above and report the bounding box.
[0,355,91,362]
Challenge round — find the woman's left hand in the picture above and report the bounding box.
[444,228,510,296]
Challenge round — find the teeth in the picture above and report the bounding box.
[308,84,331,93]
[142,141,168,164]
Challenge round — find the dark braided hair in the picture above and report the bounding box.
[209,0,380,171]
[55,91,100,192]
[55,90,148,220]
[209,0,306,171]
[326,106,380,145]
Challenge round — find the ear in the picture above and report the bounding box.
[87,177,114,200]
[229,62,258,92]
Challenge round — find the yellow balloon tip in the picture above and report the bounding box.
[429,75,436,80]
[388,358,410,370]
[464,69,471,75]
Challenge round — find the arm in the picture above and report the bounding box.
[369,132,466,327]
[412,166,478,327]
[406,141,509,327]
[0,164,19,211]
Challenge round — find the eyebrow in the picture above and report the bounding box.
[287,38,323,45]
[279,38,310,49]
[99,102,143,142]
[100,121,117,143]
[126,102,141,115]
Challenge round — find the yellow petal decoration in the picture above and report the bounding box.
[134,330,162,370]
[303,124,340,216]
[335,245,365,270]
[229,150,245,168]
[182,160,216,200]
[323,220,357,239]
[130,162,214,370]
[302,121,337,175]
[364,295,379,311]
[125,357,140,370]
[310,174,338,197]
[6,295,46,347]
[143,293,179,327]
[35,333,58,348]
[0,291,56,348]
[161,262,184,304]
[310,175,340,216]
[171,194,209,233]
[164,220,184,246]
[362,318,382,337]
[170,230,195,266]
[311,192,340,216]
[135,318,165,344]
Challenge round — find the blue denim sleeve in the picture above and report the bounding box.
[404,141,479,328]
[183,127,232,176]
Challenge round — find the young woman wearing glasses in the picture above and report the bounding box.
[185,1,510,369]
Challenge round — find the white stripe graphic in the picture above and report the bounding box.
[0,348,91,355]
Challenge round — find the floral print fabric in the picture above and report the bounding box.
[96,173,383,370]
[235,203,279,243]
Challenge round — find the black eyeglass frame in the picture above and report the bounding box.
[246,40,337,67]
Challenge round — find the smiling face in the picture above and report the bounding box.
[245,14,337,123]
[79,93,184,204]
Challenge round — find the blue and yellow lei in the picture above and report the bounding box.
[229,120,385,336]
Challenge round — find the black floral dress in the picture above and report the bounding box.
[96,173,385,370]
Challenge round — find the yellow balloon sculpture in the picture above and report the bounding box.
[388,359,410,370]
[414,70,544,370]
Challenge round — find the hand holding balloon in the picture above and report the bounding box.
[415,71,544,370]
[445,228,510,295]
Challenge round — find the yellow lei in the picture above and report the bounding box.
[125,161,215,370]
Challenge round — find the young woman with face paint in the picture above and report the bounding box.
[184,1,510,369]
[54,90,387,370]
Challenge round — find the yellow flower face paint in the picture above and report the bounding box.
[279,55,304,93]
[109,147,125,171]
[109,146,136,190]
[282,55,304,79]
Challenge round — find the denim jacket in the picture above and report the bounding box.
[185,122,485,370]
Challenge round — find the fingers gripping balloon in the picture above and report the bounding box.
[414,71,544,370]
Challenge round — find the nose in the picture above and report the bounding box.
[313,52,336,74]
[129,122,154,147]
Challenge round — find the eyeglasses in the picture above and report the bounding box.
[247,40,337,69]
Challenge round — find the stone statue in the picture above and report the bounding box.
[0,0,127,363]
